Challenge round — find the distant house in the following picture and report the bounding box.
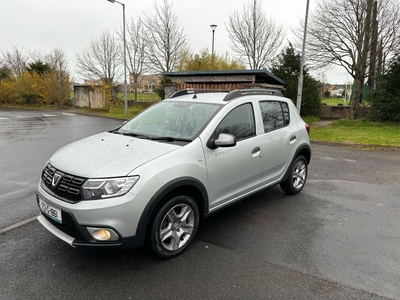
[323,83,352,99]
[131,73,161,93]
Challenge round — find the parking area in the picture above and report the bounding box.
[1,108,399,299]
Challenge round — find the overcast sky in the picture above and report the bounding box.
[1,0,348,84]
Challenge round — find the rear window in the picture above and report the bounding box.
[259,101,290,133]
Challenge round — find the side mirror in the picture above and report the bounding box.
[208,133,236,149]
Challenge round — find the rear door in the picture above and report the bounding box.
[258,100,297,183]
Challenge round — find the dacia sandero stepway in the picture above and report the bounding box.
[36,89,311,258]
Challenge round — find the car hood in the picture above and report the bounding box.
[49,132,181,178]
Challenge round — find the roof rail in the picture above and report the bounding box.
[169,88,229,99]
[223,89,284,101]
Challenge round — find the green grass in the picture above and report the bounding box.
[310,119,400,147]
[302,116,320,124]
[117,92,160,101]
[67,91,160,119]
[321,97,350,106]
[78,105,148,120]
[320,98,371,107]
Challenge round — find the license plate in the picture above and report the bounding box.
[38,197,62,224]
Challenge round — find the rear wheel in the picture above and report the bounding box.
[150,195,199,259]
[280,155,308,195]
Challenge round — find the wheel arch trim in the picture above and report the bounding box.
[132,177,208,247]
[282,143,311,182]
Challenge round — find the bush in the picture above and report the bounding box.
[0,79,18,104]
[369,56,400,122]
[20,93,42,105]
[153,75,172,99]
[370,90,400,122]
[323,91,331,98]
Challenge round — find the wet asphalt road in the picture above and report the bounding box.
[0,108,399,300]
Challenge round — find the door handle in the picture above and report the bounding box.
[252,146,261,157]
[252,146,261,154]
[290,135,297,144]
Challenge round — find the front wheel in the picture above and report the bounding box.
[150,195,199,259]
[280,155,308,195]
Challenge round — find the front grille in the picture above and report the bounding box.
[42,163,86,202]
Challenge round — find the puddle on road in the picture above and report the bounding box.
[0,117,47,142]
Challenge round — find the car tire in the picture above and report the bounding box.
[280,155,308,195]
[150,195,199,259]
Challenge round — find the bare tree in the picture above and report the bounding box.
[46,48,71,107]
[28,49,46,64]
[226,0,285,70]
[305,0,400,118]
[1,45,26,77]
[120,17,148,101]
[144,0,188,72]
[76,30,121,87]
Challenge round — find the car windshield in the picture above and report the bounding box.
[117,101,221,141]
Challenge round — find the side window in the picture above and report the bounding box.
[215,103,255,140]
[259,101,288,133]
[282,102,290,125]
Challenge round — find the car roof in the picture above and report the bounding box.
[165,92,229,104]
[165,89,286,104]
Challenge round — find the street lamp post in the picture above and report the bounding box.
[210,24,217,55]
[107,0,128,116]
[296,0,310,114]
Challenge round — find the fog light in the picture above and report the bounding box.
[87,227,119,241]
[93,229,111,241]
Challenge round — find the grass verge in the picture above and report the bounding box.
[78,106,145,120]
[321,98,350,106]
[310,119,400,148]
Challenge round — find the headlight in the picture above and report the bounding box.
[82,176,139,200]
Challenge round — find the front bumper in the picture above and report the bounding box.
[37,215,75,246]
[36,181,149,248]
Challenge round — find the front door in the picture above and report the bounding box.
[203,103,263,211]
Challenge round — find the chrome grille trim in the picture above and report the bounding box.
[41,163,87,202]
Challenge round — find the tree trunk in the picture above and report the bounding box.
[133,73,139,103]
[350,0,373,119]
[350,78,363,119]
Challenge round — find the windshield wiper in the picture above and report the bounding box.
[109,129,122,134]
[111,131,191,142]
[126,133,152,139]
[151,136,192,143]
[113,131,151,139]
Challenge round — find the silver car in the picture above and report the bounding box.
[36,89,311,258]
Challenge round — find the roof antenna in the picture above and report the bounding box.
[193,93,198,99]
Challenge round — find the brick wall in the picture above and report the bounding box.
[319,105,370,119]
